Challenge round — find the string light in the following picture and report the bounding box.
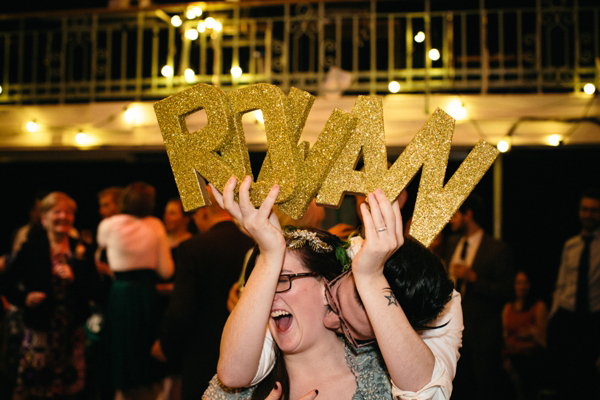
[75,131,95,147]
[185,28,199,40]
[414,31,425,43]
[497,140,510,153]
[171,15,182,27]
[446,99,468,120]
[230,66,242,78]
[583,83,596,95]
[124,106,140,124]
[254,110,264,124]
[388,81,401,93]
[184,68,197,83]
[547,134,562,146]
[197,21,206,33]
[26,120,39,132]
[428,49,440,61]
[186,6,202,20]
[204,17,216,29]
[213,20,223,32]
[161,65,174,77]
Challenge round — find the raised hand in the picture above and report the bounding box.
[211,175,284,255]
[352,189,404,279]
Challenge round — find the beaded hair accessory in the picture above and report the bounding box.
[283,229,333,253]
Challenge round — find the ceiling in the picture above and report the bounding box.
[0,92,598,160]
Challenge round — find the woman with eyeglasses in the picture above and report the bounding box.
[204,176,456,399]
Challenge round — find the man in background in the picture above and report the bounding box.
[548,187,600,398]
[445,194,513,400]
[159,187,254,399]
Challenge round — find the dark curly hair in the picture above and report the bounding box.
[384,237,454,331]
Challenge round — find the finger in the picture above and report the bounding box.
[391,199,404,246]
[360,202,376,240]
[257,184,279,222]
[374,189,396,238]
[222,176,242,220]
[238,175,256,217]
[265,382,282,400]
[367,192,385,234]
[209,183,225,209]
[298,389,319,400]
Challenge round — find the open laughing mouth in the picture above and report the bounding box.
[271,310,293,332]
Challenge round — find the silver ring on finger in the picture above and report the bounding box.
[377,227,387,232]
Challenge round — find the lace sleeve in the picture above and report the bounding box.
[202,375,255,400]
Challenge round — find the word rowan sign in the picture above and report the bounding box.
[154,83,499,247]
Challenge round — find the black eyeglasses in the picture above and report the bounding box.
[325,270,375,348]
[276,272,319,293]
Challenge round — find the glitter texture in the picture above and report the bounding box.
[278,108,357,219]
[316,96,388,207]
[378,108,499,247]
[256,87,315,192]
[227,83,299,206]
[154,83,246,212]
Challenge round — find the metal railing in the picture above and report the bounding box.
[0,0,598,104]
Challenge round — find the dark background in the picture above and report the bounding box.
[1,145,599,306]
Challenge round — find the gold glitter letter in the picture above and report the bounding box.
[378,108,499,247]
[226,84,300,206]
[154,83,250,211]
[316,96,389,207]
[278,108,358,219]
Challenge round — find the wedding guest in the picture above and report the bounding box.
[548,187,600,398]
[502,270,547,400]
[1,192,99,399]
[445,194,513,400]
[159,185,254,399]
[97,182,174,400]
[163,198,193,250]
[98,187,123,220]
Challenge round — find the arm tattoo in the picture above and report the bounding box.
[384,290,399,307]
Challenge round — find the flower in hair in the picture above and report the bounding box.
[345,236,364,262]
[283,229,333,253]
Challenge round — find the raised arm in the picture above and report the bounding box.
[352,190,436,392]
[215,176,286,387]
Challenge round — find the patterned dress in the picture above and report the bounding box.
[202,340,392,400]
[13,251,86,398]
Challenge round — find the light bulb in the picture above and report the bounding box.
[184,68,196,83]
[204,17,215,29]
[161,65,174,77]
[185,28,199,40]
[171,15,182,27]
[414,31,425,43]
[388,81,400,93]
[547,134,562,146]
[26,121,39,133]
[583,83,596,95]
[428,48,440,61]
[497,140,510,153]
[230,66,242,78]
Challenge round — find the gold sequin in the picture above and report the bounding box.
[378,108,499,247]
[316,96,388,207]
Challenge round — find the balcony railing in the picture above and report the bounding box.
[0,0,598,104]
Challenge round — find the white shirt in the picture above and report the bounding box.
[97,214,173,273]
[251,290,464,400]
[551,227,600,315]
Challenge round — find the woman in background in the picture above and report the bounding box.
[97,182,174,400]
[2,192,98,399]
[502,270,548,400]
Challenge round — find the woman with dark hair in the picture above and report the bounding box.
[203,176,397,399]
[502,270,547,400]
[2,191,98,399]
[97,182,174,400]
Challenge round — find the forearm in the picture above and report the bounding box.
[217,251,283,387]
[355,272,435,392]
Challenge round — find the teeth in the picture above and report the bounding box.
[270,310,291,318]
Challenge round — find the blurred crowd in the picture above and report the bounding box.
[0,183,598,400]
